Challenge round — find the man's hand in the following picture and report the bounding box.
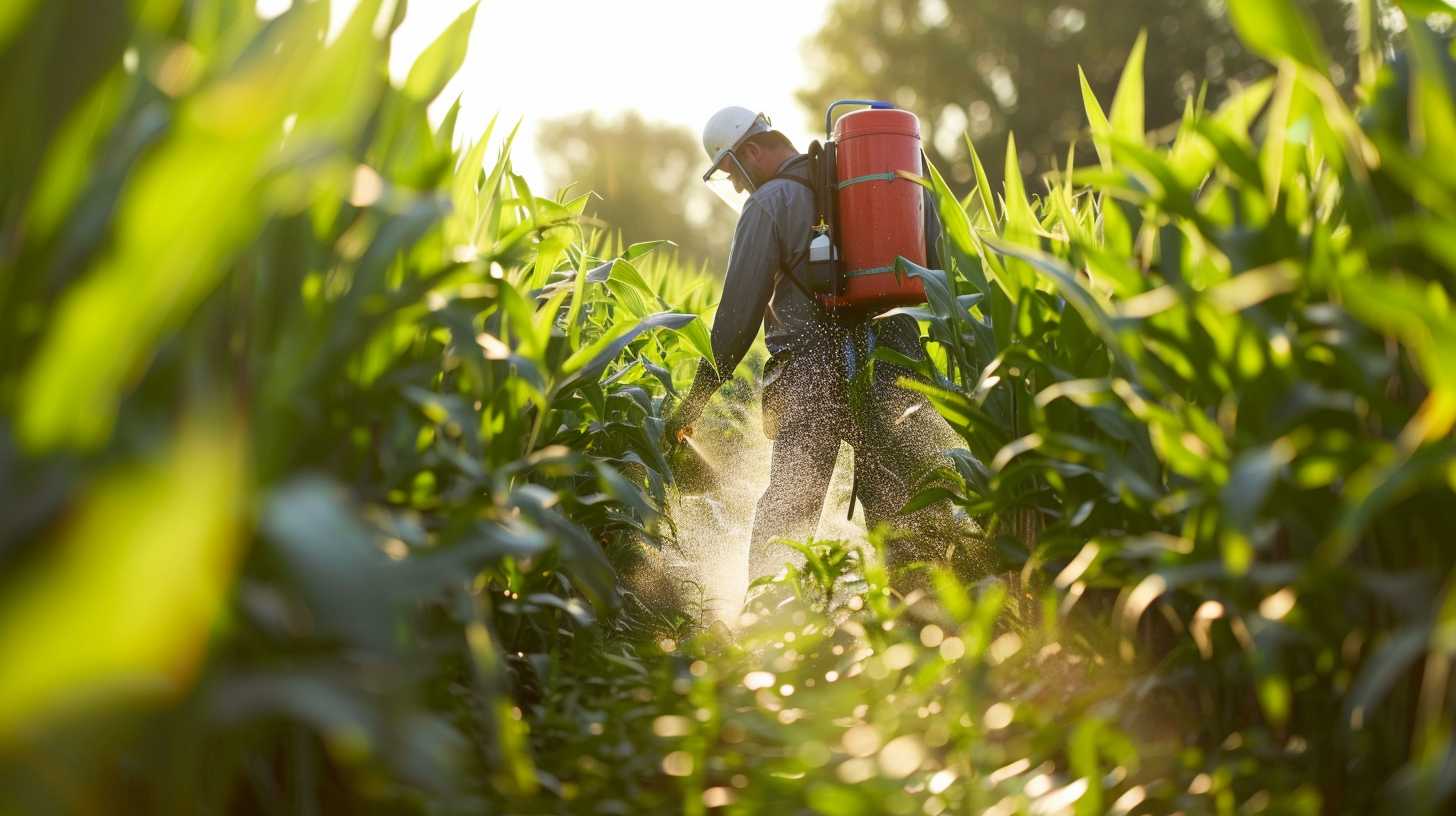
[663,410,695,454]
[663,358,718,460]
[664,408,718,493]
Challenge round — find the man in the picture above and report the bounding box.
[665,106,979,590]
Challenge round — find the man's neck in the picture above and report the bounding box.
[754,151,802,185]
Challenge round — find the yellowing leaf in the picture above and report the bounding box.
[0,0,39,48]
[0,418,246,742]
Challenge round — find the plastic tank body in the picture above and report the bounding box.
[831,107,926,311]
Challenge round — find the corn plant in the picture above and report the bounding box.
[887,1,1456,811]
[0,1,718,810]
[5,0,1456,814]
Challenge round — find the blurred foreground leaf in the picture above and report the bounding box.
[403,1,478,103]
[16,1,385,452]
[1229,0,1330,72]
[0,416,245,742]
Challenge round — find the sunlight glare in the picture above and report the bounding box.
[332,0,831,187]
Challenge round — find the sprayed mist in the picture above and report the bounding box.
[663,399,866,623]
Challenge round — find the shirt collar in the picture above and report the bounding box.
[774,154,806,174]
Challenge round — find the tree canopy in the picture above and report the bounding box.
[538,111,736,273]
[797,0,1371,188]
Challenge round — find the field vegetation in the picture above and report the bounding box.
[2,0,1455,814]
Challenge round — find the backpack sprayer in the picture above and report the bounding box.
[798,100,938,520]
[803,99,931,314]
[684,102,938,513]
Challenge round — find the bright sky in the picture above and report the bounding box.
[313,0,835,188]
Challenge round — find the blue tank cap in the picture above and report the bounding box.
[825,99,900,136]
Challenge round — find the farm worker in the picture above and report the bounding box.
[664,106,983,592]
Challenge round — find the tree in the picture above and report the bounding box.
[797,0,1372,190]
[537,111,736,273]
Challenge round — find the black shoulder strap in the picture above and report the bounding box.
[768,173,815,273]
[773,174,814,193]
[763,169,838,319]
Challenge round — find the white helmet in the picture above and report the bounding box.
[701,106,772,212]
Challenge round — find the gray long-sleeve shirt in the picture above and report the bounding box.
[675,152,944,424]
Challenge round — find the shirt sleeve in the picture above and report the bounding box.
[706,195,782,377]
[671,193,784,430]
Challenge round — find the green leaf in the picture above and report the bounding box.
[898,255,974,327]
[1408,22,1456,164]
[564,254,602,352]
[896,377,1012,449]
[510,489,620,613]
[448,114,495,240]
[1339,275,1456,442]
[476,119,523,250]
[1002,132,1038,236]
[1229,0,1330,73]
[1069,719,1106,816]
[924,155,986,295]
[1221,439,1295,531]
[1109,30,1147,142]
[673,316,717,372]
[609,258,661,305]
[24,70,132,239]
[533,286,571,354]
[531,225,577,292]
[18,6,386,451]
[525,593,596,627]
[1192,119,1266,189]
[403,2,478,102]
[262,478,402,653]
[1079,67,1114,170]
[1100,196,1133,256]
[931,567,976,624]
[1323,440,1456,565]
[499,278,544,360]
[624,239,676,261]
[1214,77,1277,136]
[1260,63,1297,208]
[556,312,696,394]
[0,0,39,48]
[964,132,999,224]
[605,277,650,318]
[980,235,1126,356]
[128,0,185,33]
[1344,627,1429,728]
[1168,98,1212,188]
[899,485,961,516]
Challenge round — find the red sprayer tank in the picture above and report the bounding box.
[829,107,926,311]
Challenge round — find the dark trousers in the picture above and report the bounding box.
[749,329,979,585]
